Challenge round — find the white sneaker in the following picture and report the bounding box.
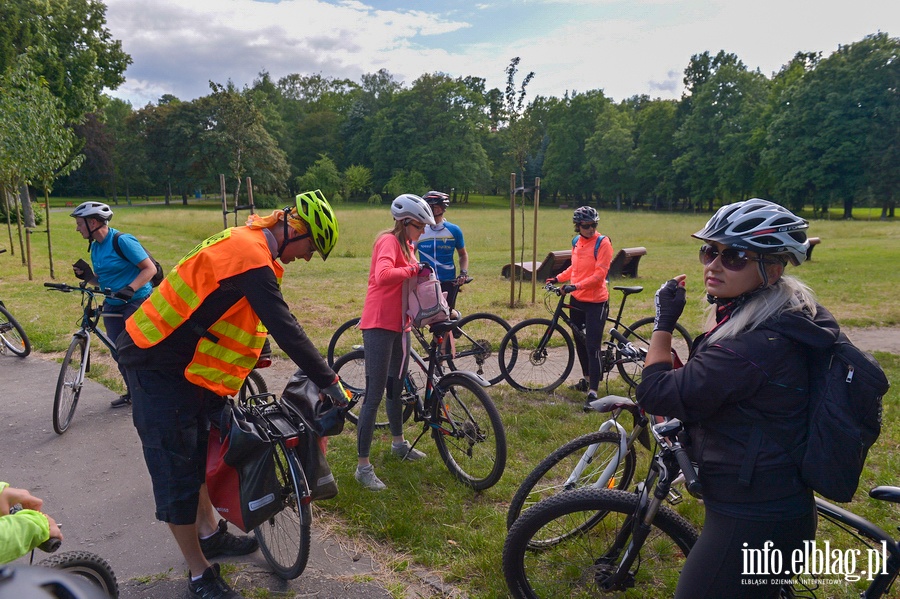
[392,441,426,461]
[354,464,386,491]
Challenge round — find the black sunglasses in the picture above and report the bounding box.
[699,244,777,272]
[576,223,596,230]
[407,221,425,231]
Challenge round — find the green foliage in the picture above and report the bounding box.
[251,193,282,209]
[295,154,341,200]
[382,170,427,197]
[367,193,382,205]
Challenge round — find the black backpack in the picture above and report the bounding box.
[790,333,889,502]
[112,231,164,287]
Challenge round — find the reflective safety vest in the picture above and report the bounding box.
[126,227,284,396]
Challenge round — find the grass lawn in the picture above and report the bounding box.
[1,199,898,598]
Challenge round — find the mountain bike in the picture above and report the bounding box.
[326,278,511,385]
[0,249,32,357]
[10,504,119,597]
[332,319,507,491]
[506,393,656,531]
[44,283,121,434]
[498,283,693,393]
[233,391,315,580]
[502,417,702,598]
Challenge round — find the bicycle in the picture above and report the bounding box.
[44,283,121,434]
[0,250,32,358]
[332,319,507,491]
[506,392,655,531]
[326,278,511,386]
[45,282,268,434]
[232,391,316,580]
[498,283,694,393]
[9,504,119,597]
[502,416,702,598]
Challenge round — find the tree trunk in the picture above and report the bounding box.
[19,184,36,228]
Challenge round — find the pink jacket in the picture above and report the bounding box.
[360,233,418,332]
[555,232,613,303]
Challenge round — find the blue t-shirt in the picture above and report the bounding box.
[89,227,153,306]
[417,221,465,282]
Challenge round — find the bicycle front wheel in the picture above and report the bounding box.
[499,318,575,392]
[0,304,31,357]
[431,373,506,490]
[333,349,387,430]
[326,317,362,367]
[503,488,698,599]
[255,442,312,580]
[447,312,510,386]
[53,335,88,434]
[238,369,268,402]
[506,431,636,534]
[37,550,119,598]
[617,318,693,388]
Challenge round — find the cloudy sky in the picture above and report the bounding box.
[104,0,899,107]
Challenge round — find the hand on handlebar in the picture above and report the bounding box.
[1,486,42,515]
[561,284,577,295]
[545,277,558,284]
[321,379,350,408]
[113,285,135,301]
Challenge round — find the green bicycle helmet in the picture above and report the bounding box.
[294,190,339,260]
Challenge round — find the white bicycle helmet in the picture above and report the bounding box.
[69,201,113,222]
[390,194,435,226]
[692,198,810,266]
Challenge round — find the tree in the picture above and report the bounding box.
[342,164,373,201]
[295,155,341,200]
[585,106,634,208]
[626,97,680,209]
[1,0,131,123]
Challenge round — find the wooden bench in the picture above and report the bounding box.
[502,250,572,282]
[502,246,647,281]
[806,237,821,261]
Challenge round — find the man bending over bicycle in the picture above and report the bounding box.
[117,191,348,599]
[0,482,62,564]
[547,206,613,408]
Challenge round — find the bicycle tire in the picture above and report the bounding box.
[0,304,31,357]
[37,550,119,598]
[499,318,575,392]
[616,318,693,388]
[326,317,362,367]
[332,349,414,429]
[431,373,507,490]
[502,488,698,599]
[506,430,637,534]
[53,335,88,435]
[255,442,312,580]
[238,369,268,402]
[446,312,510,386]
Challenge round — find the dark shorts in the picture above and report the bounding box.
[127,368,222,525]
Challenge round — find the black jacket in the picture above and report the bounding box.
[637,305,839,503]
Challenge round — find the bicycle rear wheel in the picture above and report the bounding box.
[616,318,693,388]
[238,369,268,402]
[431,373,506,490]
[506,431,636,534]
[502,488,698,599]
[326,317,362,367]
[37,550,119,598]
[499,318,575,392]
[255,442,312,580]
[0,304,31,357]
[447,312,510,386]
[53,335,88,435]
[333,349,414,429]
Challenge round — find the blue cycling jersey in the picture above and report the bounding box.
[417,221,465,282]
[90,228,153,306]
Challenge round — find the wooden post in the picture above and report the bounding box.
[25,228,33,280]
[246,177,255,215]
[509,172,516,308]
[219,174,228,230]
[532,177,540,304]
[14,187,25,265]
[3,187,14,256]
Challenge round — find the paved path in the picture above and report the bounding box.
[0,353,393,599]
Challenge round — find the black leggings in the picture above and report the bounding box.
[568,298,608,390]
[675,506,817,599]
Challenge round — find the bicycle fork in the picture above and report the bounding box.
[565,419,629,491]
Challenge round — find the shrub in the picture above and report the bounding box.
[367,194,382,205]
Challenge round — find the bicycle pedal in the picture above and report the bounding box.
[667,488,684,505]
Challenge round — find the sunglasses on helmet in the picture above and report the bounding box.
[699,244,778,272]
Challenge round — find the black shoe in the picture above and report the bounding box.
[188,563,240,599]
[583,392,598,413]
[569,378,589,392]
[199,519,258,558]
[110,395,131,408]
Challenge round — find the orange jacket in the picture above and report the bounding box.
[126,227,282,395]
[555,233,613,303]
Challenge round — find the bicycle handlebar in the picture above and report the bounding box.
[651,420,703,498]
[9,504,61,553]
[44,282,116,297]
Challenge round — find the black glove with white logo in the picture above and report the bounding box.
[653,279,686,333]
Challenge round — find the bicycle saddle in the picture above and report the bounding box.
[429,320,460,336]
[612,285,644,295]
[588,395,639,415]
[869,486,900,504]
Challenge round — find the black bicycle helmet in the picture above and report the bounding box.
[692,198,810,266]
[422,191,450,208]
[572,206,599,224]
[0,565,109,599]
[69,202,113,222]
